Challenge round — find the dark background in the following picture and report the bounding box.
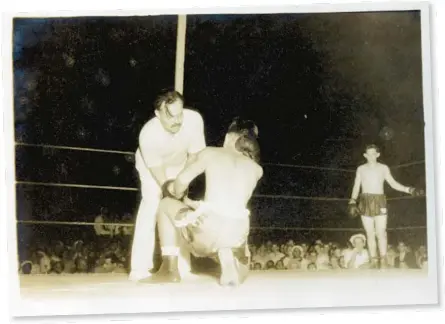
[13,12,427,251]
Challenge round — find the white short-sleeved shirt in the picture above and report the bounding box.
[136,109,206,169]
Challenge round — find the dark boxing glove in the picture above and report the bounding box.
[161,179,188,200]
[347,200,361,219]
[408,187,425,197]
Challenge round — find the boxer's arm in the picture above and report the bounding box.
[174,149,209,199]
[383,165,411,194]
[350,168,362,203]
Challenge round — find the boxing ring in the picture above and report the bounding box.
[17,269,431,317]
[12,140,431,317]
[10,15,434,317]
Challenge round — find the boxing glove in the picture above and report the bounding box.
[347,201,361,219]
[161,180,188,200]
[408,187,425,197]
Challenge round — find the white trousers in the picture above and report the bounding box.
[130,151,191,277]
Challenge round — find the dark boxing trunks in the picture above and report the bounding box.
[358,193,387,217]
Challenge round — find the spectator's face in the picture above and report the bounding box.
[292,249,301,259]
[21,263,32,275]
[258,245,267,255]
[266,241,273,251]
[271,244,279,253]
[76,258,88,272]
[74,242,83,253]
[398,242,407,253]
[253,263,262,270]
[333,248,341,258]
[266,260,275,269]
[280,244,286,253]
[314,244,321,253]
[287,240,295,247]
[276,260,284,270]
[323,245,330,254]
[353,238,366,250]
[301,244,308,253]
[308,252,318,263]
[53,262,63,274]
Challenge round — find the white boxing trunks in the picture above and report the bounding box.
[175,201,250,257]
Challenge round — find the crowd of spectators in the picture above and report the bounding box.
[18,219,428,275]
[249,234,428,271]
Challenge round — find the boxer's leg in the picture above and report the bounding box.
[361,216,378,268]
[129,168,161,281]
[375,215,388,268]
[200,214,250,287]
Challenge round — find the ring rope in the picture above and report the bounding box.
[15,142,425,171]
[391,160,425,169]
[15,181,425,201]
[15,142,356,172]
[16,181,139,192]
[15,220,426,231]
[15,142,135,155]
[261,162,354,173]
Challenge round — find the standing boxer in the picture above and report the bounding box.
[348,144,423,269]
[140,118,263,286]
[129,90,206,281]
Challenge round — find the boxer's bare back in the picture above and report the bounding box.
[206,148,262,208]
[176,146,263,212]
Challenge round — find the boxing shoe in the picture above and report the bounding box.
[139,255,181,284]
[370,258,379,269]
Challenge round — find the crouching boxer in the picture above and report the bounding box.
[139,118,263,286]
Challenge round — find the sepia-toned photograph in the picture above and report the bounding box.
[5,1,439,318]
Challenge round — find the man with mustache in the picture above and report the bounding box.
[129,90,206,282]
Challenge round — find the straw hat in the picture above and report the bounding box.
[349,233,367,246]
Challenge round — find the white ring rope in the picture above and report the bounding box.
[15,180,425,201]
[15,142,356,172]
[391,160,425,169]
[15,220,426,231]
[15,142,426,171]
